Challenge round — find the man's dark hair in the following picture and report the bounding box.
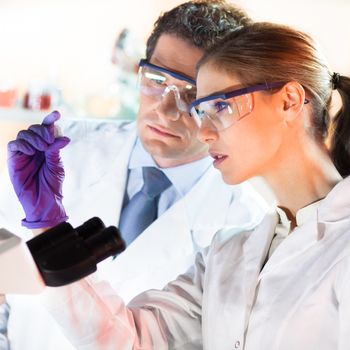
[146,0,251,59]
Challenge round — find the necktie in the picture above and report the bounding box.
[119,166,172,246]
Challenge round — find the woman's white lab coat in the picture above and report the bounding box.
[41,175,350,349]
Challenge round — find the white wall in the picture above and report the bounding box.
[0,0,349,101]
[0,0,180,100]
[238,0,350,76]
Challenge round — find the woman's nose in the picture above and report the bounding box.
[197,118,218,144]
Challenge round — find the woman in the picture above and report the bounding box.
[187,22,350,349]
[7,22,350,349]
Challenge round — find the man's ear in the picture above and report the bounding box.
[279,81,306,122]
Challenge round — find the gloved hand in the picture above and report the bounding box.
[7,111,70,229]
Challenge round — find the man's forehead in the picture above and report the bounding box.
[150,34,203,79]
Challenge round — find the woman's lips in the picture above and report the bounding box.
[148,125,179,138]
[209,152,228,167]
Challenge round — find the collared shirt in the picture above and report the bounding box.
[126,137,212,216]
[268,200,322,259]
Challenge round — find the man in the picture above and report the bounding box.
[1,1,267,349]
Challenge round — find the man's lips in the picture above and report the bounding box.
[148,125,180,138]
[209,151,228,166]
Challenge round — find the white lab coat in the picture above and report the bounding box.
[40,176,350,350]
[1,120,267,350]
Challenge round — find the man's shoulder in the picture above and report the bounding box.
[60,119,137,167]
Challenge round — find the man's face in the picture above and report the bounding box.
[137,34,208,168]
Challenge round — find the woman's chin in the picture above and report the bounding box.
[221,171,247,185]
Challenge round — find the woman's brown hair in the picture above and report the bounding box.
[198,22,350,177]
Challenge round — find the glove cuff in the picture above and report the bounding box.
[21,215,69,229]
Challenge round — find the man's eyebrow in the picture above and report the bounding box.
[149,58,195,82]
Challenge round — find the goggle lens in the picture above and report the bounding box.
[190,94,254,130]
[138,65,196,113]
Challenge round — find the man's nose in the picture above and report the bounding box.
[156,89,181,122]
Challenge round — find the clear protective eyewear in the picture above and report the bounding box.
[189,82,310,131]
[138,59,197,113]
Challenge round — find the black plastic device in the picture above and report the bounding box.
[26,217,125,286]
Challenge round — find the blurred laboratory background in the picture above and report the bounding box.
[0,0,350,172]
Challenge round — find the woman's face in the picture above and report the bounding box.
[196,64,288,185]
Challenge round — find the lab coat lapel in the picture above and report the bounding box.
[91,127,136,227]
[241,211,277,325]
[205,211,276,350]
[125,166,235,270]
[103,198,192,301]
[129,198,192,268]
[138,167,235,253]
[259,217,319,279]
[64,123,137,228]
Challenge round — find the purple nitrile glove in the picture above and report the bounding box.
[7,110,70,229]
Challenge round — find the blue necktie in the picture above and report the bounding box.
[119,167,172,246]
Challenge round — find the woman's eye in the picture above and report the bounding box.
[214,101,229,113]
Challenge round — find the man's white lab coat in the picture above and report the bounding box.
[2,120,267,350]
[40,176,350,350]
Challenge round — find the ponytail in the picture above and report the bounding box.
[329,75,350,177]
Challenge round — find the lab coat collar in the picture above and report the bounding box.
[274,200,321,239]
[296,200,321,226]
[317,175,350,223]
[257,176,350,279]
[316,176,350,241]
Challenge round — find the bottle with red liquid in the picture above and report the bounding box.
[0,83,17,108]
[23,83,52,111]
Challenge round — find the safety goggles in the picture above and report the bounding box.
[138,59,197,113]
[189,82,309,131]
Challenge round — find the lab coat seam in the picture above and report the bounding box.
[333,255,350,304]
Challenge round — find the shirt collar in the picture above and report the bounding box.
[129,137,212,196]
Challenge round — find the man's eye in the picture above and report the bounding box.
[182,90,197,104]
[145,72,166,85]
[150,78,165,85]
[214,101,229,113]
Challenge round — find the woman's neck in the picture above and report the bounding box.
[262,141,342,217]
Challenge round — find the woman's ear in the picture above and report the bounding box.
[279,82,306,122]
